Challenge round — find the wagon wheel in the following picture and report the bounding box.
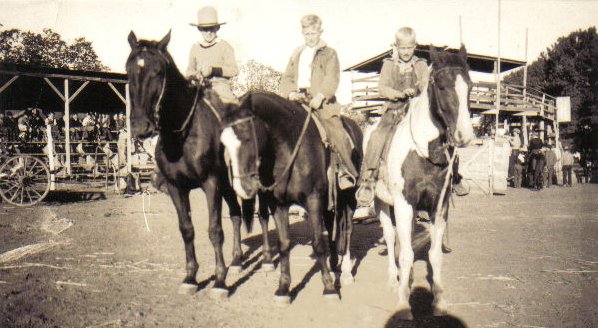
[0,155,50,206]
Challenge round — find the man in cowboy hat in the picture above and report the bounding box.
[186,6,239,105]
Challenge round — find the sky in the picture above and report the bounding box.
[1,0,597,102]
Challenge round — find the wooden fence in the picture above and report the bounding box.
[351,74,557,121]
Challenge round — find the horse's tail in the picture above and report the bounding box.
[241,198,255,233]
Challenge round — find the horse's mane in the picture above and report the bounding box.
[240,91,312,145]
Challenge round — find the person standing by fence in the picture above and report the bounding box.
[544,144,557,188]
[561,147,574,187]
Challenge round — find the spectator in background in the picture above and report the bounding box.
[544,144,557,188]
[561,146,574,187]
[81,112,96,140]
[527,131,544,189]
[29,108,45,140]
[508,128,521,181]
[69,113,82,140]
[45,112,59,139]
[513,148,525,188]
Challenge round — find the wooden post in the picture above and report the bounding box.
[495,0,502,141]
[64,79,71,175]
[126,83,132,173]
[540,93,546,141]
[46,125,56,190]
[522,115,529,148]
[523,28,529,101]
[459,15,463,45]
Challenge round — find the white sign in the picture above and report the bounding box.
[556,96,571,123]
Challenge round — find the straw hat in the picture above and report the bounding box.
[189,6,226,28]
[513,128,520,134]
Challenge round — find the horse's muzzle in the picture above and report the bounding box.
[131,117,155,139]
[233,175,260,200]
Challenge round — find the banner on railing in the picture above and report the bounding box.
[556,97,571,123]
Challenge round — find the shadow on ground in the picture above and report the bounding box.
[384,287,467,328]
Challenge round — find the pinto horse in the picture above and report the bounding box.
[126,31,271,297]
[220,92,362,303]
[370,46,474,319]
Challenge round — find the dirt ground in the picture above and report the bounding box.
[1,183,597,328]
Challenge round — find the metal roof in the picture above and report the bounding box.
[344,44,526,74]
[0,62,127,83]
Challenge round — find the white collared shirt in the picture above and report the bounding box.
[297,46,316,89]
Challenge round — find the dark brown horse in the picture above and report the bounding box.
[126,31,273,297]
[220,91,362,303]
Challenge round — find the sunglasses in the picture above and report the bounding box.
[197,26,219,33]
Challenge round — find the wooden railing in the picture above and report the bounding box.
[351,74,557,120]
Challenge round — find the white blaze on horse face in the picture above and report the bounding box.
[220,127,252,199]
[454,74,475,146]
[137,59,145,67]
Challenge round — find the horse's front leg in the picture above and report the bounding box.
[222,183,243,274]
[307,194,337,299]
[258,193,275,272]
[339,201,354,286]
[272,204,291,304]
[166,184,198,295]
[393,197,415,320]
[203,175,228,298]
[429,200,450,316]
[377,200,398,289]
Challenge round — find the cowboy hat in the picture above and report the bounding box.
[189,6,226,28]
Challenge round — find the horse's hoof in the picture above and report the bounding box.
[261,263,275,272]
[177,283,198,295]
[209,287,229,299]
[396,309,414,321]
[433,306,447,316]
[323,292,340,302]
[228,265,242,275]
[340,274,354,287]
[273,295,291,306]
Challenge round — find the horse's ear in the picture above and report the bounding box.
[158,30,171,50]
[128,31,138,49]
[458,44,468,63]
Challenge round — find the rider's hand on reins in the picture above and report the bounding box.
[309,93,325,110]
[288,91,306,102]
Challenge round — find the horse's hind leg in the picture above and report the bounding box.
[167,184,198,295]
[378,200,398,289]
[222,184,243,274]
[203,176,228,298]
[272,204,291,304]
[429,203,449,316]
[393,197,415,320]
[307,194,337,299]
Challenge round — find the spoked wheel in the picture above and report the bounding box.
[0,155,51,206]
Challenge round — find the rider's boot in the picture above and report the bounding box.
[353,169,377,221]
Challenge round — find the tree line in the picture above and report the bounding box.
[505,27,598,159]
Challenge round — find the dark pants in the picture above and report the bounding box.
[317,114,358,179]
[508,149,520,178]
[513,164,523,188]
[362,106,406,175]
[562,165,573,186]
[545,165,555,187]
[531,155,546,189]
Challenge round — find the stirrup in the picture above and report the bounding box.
[338,170,356,190]
[355,181,375,207]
